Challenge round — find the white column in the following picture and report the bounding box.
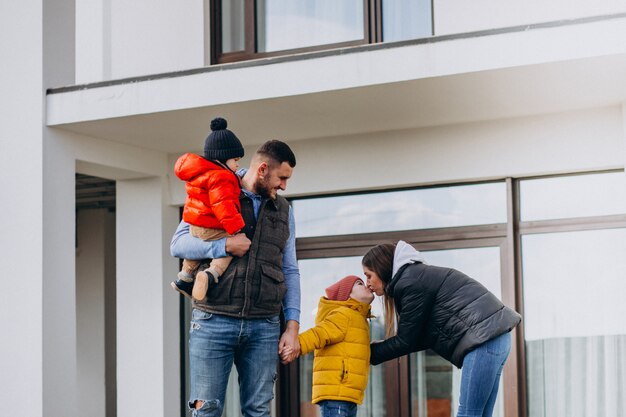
[116,176,180,417]
[43,132,79,417]
[0,1,44,416]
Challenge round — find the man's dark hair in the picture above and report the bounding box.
[256,140,296,168]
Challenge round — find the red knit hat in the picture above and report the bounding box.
[325,275,362,301]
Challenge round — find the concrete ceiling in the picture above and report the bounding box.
[50,53,626,154]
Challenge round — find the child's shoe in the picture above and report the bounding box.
[192,268,219,301]
[170,271,194,299]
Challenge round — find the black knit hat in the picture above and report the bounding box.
[204,117,244,162]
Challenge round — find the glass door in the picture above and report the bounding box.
[297,256,388,417]
[295,240,510,417]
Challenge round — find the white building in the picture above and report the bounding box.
[2,1,626,416]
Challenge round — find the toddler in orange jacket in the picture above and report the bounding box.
[171,117,244,301]
[281,275,375,417]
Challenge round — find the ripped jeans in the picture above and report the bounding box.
[188,309,281,417]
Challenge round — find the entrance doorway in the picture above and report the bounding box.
[75,174,117,417]
[291,236,511,417]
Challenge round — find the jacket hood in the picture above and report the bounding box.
[174,152,223,182]
[392,240,425,277]
[316,297,372,321]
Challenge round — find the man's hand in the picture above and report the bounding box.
[278,320,300,364]
[225,233,251,257]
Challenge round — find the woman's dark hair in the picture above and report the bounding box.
[362,243,396,337]
[362,243,395,284]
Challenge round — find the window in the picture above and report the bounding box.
[291,180,514,417]
[293,182,506,238]
[382,0,433,42]
[522,229,626,417]
[520,171,626,221]
[519,172,626,417]
[210,0,434,64]
[289,171,626,417]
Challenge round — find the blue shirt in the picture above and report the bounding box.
[170,188,301,323]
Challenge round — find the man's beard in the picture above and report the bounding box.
[255,176,274,199]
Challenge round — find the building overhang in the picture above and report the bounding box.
[47,14,626,153]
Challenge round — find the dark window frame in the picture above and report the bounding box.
[288,170,626,417]
[178,170,626,416]
[210,0,378,64]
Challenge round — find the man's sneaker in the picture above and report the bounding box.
[171,272,194,299]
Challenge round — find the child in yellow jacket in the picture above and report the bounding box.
[282,275,374,417]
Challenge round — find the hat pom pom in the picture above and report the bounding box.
[210,117,228,131]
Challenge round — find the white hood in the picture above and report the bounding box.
[392,240,425,277]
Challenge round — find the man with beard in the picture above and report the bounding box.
[170,140,301,417]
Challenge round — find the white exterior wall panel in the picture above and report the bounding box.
[75,0,205,82]
[0,0,45,416]
[435,0,626,35]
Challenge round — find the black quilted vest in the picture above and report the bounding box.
[193,193,290,318]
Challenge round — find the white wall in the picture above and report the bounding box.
[76,0,205,83]
[167,106,625,202]
[0,1,44,416]
[76,0,109,83]
[434,0,626,35]
[286,106,625,196]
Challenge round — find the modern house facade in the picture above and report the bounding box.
[2,1,626,416]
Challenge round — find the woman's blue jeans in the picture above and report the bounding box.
[457,331,512,417]
[188,309,281,417]
[318,400,358,417]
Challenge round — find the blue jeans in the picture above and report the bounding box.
[457,331,512,417]
[318,400,358,417]
[188,309,281,417]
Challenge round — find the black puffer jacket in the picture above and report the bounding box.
[370,262,521,368]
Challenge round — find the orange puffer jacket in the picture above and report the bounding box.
[174,153,244,235]
[299,297,372,405]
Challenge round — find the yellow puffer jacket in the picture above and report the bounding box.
[299,297,371,404]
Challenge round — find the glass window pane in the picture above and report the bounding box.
[293,182,507,238]
[221,0,245,53]
[522,229,626,416]
[409,247,504,417]
[298,257,386,417]
[520,172,626,221]
[256,0,364,53]
[382,0,432,42]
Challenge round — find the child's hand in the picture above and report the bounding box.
[279,345,293,362]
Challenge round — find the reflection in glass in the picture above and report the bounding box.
[408,247,504,417]
[382,0,433,42]
[221,0,245,53]
[520,171,626,221]
[297,257,386,417]
[293,182,506,238]
[256,0,364,53]
[522,229,626,416]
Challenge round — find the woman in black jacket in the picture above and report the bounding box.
[362,241,521,417]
